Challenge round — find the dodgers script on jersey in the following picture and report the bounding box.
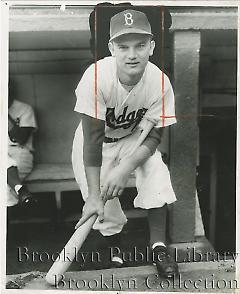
[75,56,176,138]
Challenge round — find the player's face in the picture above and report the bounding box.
[109,34,155,83]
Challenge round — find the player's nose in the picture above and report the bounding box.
[127,48,137,59]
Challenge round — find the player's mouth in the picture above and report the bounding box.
[126,62,140,67]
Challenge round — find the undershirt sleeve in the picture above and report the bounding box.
[81,114,105,167]
[142,127,163,155]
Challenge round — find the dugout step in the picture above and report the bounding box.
[6,260,235,291]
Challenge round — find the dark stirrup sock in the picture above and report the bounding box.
[7,166,22,189]
[148,204,167,248]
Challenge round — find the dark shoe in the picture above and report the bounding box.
[153,245,179,278]
[105,233,124,268]
[110,256,124,268]
[18,185,38,208]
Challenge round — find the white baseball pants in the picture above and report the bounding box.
[7,146,33,207]
[72,122,176,236]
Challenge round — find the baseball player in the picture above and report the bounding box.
[72,9,178,277]
[8,81,37,208]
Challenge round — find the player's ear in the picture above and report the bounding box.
[149,40,155,56]
[108,42,115,57]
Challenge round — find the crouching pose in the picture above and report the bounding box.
[72,9,178,277]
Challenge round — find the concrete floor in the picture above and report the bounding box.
[6,218,153,274]
[6,261,236,292]
[6,219,237,292]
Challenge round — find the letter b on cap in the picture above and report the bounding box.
[124,12,133,25]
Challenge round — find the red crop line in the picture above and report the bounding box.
[94,7,98,119]
[160,115,176,118]
[160,6,165,128]
[160,114,216,119]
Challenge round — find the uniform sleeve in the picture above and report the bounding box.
[74,64,106,121]
[81,114,105,167]
[142,127,163,155]
[19,104,37,129]
[144,75,177,128]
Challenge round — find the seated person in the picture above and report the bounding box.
[7,81,37,208]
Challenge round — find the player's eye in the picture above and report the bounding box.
[118,45,128,50]
[137,43,146,48]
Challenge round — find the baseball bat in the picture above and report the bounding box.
[45,120,155,286]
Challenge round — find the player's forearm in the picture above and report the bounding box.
[84,166,101,198]
[120,145,152,173]
[142,127,163,155]
[81,114,105,197]
[82,114,105,166]
[119,127,163,172]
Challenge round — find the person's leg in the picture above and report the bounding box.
[148,205,167,248]
[7,150,36,206]
[7,166,22,189]
[7,165,35,205]
[72,125,127,268]
[72,124,127,236]
[134,151,179,277]
[7,155,21,206]
[147,204,179,277]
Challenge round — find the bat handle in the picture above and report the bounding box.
[45,214,98,286]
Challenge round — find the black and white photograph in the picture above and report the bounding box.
[0,0,239,292]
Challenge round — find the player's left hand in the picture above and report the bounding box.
[75,196,104,229]
[100,163,132,202]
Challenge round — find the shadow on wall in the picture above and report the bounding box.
[198,106,236,253]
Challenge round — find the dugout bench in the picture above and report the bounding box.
[23,160,204,237]
[24,163,136,211]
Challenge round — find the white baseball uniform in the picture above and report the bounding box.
[8,99,37,206]
[72,56,177,236]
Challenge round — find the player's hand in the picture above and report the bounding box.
[75,196,104,229]
[100,163,132,202]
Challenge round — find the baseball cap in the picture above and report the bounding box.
[109,9,153,42]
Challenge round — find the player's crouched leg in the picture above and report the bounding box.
[148,206,179,278]
[152,244,179,278]
[134,151,179,277]
[105,233,124,268]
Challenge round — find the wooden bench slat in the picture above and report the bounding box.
[24,163,136,213]
[25,163,136,185]
[25,163,75,182]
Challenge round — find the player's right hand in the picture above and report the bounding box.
[74,196,104,229]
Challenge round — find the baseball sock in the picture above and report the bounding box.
[148,204,167,248]
[7,166,22,189]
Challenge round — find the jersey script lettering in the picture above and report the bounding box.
[106,106,147,130]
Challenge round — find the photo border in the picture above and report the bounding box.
[0,1,239,293]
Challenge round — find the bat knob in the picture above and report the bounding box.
[45,272,58,286]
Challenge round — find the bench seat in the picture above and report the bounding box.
[25,163,75,181]
[24,163,136,210]
[24,164,78,210]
